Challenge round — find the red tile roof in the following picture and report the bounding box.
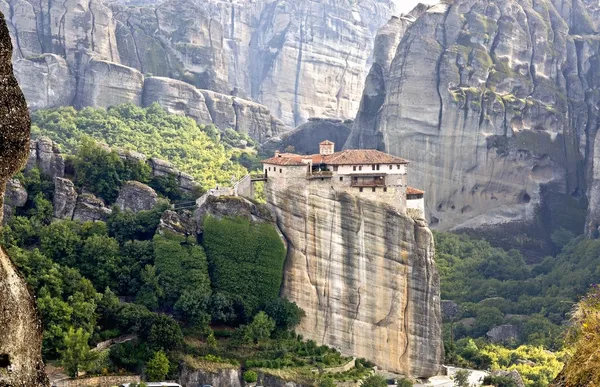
[263,149,409,166]
[320,140,335,145]
[407,187,425,195]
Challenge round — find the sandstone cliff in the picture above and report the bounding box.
[346,0,600,253]
[0,11,49,386]
[265,180,442,377]
[3,0,398,134]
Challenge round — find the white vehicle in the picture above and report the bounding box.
[119,384,183,387]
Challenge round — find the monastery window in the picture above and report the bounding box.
[377,165,380,171]
[280,169,282,173]
[353,166,357,171]
[372,164,376,171]
[384,187,388,192]
[389,165,393,170]
[359,187,363,192]
[333,166,338,172]
[340,177,343,182]
[372,187,376,192]
[397,165,401,169]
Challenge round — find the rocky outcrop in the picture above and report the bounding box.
[265,180,442,376]
[179,364,242,387]
[5,0,398,131]
[142,77,213,124]
[26,137,64,178]
[490,370,526,387]
[346,1,600,253]
[195,194,276,232]
[263,118,353,156]
[2,179,27,223]
[158,210,196,237]
[77,59,144,109]
[115,181,158,212]
[345,8,428,150]
[72,193,112,222]
[441,300,459,321]
[53,177,78,220]
[149,157,200,194]
[486,324,519,344]
[0,10,49,386]
[13,54,76,110]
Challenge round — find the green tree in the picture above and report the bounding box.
[40,221,81,267]
[146,351,170,382]
[144,314,183,351]
[243,370,258,383]
[362,375,388,387]
[73,138,128,203]
[153,231,211,307]
[454,369,471,387]
[246,312,276,343]
[206,331,217,350]
[173,290,210,329]
[60,327,98,377]
[264,298,305,331]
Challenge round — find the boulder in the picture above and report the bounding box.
[72,193,112,222]
[441,300,459,321]
[486,324,520,344]
[53,177,78,220]
[2,179,28,224]
[115,181,158,213]
[158,210,196,237]
[489,370,526,387]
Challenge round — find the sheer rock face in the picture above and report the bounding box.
[4,0,397,132]
[266,180,442,377]
[346,0,600,250]
[0,10,49,387]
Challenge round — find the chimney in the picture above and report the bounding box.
[275,150,280,157]
[319,140,335,155]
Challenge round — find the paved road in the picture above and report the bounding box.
[412,367,488,387]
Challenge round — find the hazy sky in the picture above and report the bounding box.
[396,0,439,14]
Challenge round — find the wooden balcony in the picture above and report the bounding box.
[351,175,386,187]
[307,171,333,179]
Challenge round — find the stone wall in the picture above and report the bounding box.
[52,375,140,387]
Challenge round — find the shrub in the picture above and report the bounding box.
[362,375,388,387]
[146,351,170,381]
[243,370,258,383]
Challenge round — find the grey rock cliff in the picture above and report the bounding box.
[0,10,49,386]
[4,0,397,133]
[265,180,442,376]
[347,0,600,252]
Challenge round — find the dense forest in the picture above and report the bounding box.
[3,104,600,386]
[30,104,261,191]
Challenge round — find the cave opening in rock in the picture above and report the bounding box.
[0,354,10,368]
